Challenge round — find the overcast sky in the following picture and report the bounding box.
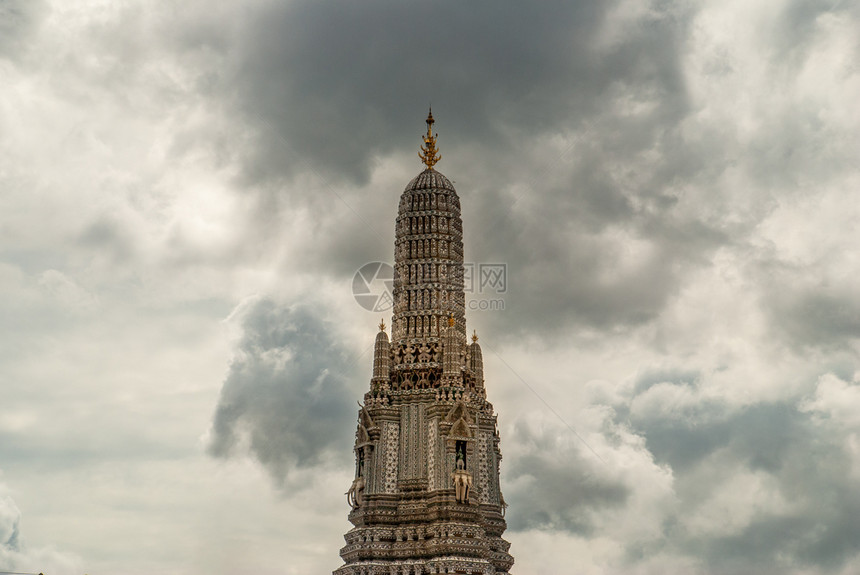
[1,0,859,574]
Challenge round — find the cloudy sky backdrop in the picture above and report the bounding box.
[2,0,860,573]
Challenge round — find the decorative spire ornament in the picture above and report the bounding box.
[419,108,441,169]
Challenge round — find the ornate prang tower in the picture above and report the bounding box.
[336,111,514,575]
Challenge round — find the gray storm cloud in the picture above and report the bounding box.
[2,0,859,573]
[132,0,860,347]
[193,0,860,342]
[502,371,860,573]
[208,299,356,485]
[0,485,80,574]
[504,419,630,535]
[0,0,47,60]
[210,0,711,338]
[0,493,21,552]
[192,1,860,570]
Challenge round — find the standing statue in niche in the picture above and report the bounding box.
[455,441,467,468]
[452,459,473,504]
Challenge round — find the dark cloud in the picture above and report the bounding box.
[143,0,737,340]
[208,299,357,485]
[0,487,79,573]
[768,285,860,351]
[504,419,629,535]
[497,369,860,573]
[635,400,805,474]
[205,0,726,336]
[747,252,860,351]
[173,0,860,349]
[2,0,859,572]
[622,376,860,572]
[223,0,616,186]
[0,494,21,551]
[773,1,859,70]
[0,0,46,60]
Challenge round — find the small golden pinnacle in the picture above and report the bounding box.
[419,108,441,169]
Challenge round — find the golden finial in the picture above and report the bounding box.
[419,108,441,169]
[448,313,455,328]
[379,318,386,332]
[472,330,478,343]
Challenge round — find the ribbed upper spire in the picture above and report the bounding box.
[391,167,465,346]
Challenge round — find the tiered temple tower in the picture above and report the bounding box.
[335,112,514,575]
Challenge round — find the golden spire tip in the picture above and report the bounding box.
[419,108,441,169]
[472,330,478,343]
[379,318,386,332]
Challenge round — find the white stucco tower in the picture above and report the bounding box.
[336,111,513,575]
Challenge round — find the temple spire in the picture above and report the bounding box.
[371,321,390,386]
[336,122,513,574]
[469,330,484,390]
[419,108,441,169]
